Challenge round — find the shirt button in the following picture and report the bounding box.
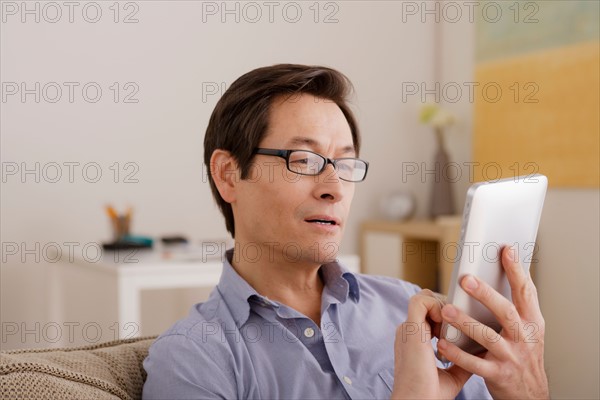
[343,376,352,385]
[303,327,315,338]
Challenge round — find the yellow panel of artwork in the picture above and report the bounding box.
[473,41,599,187]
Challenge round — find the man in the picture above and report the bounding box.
[143,64,549,399]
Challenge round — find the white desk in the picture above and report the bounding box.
[51,246,359,341]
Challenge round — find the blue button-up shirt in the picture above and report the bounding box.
[143,250,491,399]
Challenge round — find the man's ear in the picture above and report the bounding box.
[210,149,240,204]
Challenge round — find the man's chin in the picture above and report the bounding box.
[232,238,342,265]
[299,240,341,265]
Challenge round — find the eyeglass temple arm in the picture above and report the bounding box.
[253,148,289,158]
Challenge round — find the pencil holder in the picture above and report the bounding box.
[111,214,131,243]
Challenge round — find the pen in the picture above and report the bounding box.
[105,204,118,222]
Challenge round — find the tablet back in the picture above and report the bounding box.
[441,174,548,356]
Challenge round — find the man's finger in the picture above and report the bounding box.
[441,303,509,358]
[459,274,522,333]
[406,293,444,325]
[441,363,474,392]
[502,246,542,320]
[437,338,496,380]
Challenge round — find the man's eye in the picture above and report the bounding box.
[338,163,353,172]
[290,158,309,165]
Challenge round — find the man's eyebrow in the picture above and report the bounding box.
[287,136,319,148]
[286,136,356,155]
[338,145,356,155]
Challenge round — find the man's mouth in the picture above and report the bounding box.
[307,219,335,225]
[304,216,340,226]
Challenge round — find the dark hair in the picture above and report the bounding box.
[203,64,360,237]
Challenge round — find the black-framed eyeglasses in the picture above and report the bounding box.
[253,148,369,182]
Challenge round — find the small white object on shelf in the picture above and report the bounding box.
[380,192,416,221]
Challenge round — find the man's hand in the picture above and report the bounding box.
[391,289,472,399]
[437,246,550,399]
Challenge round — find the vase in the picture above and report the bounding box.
[429,127,455,218]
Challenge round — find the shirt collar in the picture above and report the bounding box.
[216,249,270,328]
[217,248,360,327]
[320,259,361,304]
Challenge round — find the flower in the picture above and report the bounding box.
[419,103,456,129]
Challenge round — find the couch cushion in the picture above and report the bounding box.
[0,336,157,400]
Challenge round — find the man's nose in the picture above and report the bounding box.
[314,163,344,202]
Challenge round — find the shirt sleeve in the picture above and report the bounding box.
[456,374,493,400]
[142,333,238,400]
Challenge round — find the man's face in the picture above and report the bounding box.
[232,93,356,264]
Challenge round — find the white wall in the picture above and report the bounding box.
[439,10,600,399]
[1,1,437,350]
[537,189,600,399]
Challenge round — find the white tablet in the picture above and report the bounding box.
[438,174,547,360]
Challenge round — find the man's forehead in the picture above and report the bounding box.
[265,94,355,152]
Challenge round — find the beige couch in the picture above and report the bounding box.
[0,336,157,400]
